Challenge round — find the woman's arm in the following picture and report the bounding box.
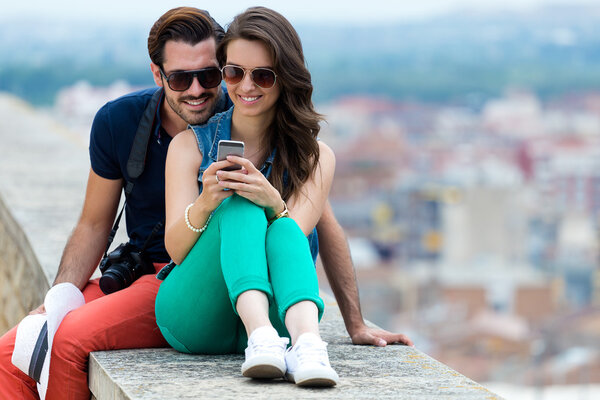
[164,130,234,264]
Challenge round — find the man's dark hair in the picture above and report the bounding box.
[148,7,225,68]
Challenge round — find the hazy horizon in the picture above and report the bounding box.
[4,0,599,25]
[3,1,599,106]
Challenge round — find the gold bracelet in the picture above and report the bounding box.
[268,201,289,223]
[184,203,212,234]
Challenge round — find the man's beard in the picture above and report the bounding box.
[166,91,218,126]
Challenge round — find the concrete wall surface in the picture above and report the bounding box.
[0,194,49,332]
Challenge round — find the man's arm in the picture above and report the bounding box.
[317,201,413,346]
[30,169,122,314]
[53,169,123,289]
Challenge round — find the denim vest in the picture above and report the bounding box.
[190,107,319,263]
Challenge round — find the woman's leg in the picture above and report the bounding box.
[155,198,242,354]
[155,195,277,355]
[265,217,324,343]
[265,217,338,386]
[218,195,273,335]
[235,290,271,337]
[217,196,290,378]
[234,288,290,378]
[284,301,320,344]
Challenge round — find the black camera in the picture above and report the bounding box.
[99,243,154,294]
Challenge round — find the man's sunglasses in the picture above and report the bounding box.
[221,65,277,89]
[160,67,222,91]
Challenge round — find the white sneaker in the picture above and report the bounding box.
[285,333,339,387]
[241,326,289,379]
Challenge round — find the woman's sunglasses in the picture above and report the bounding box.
[160,67,222,91]
[221,65,277,89]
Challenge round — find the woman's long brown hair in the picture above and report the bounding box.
[217,7,322,202]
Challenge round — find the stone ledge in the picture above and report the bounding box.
[89,297,503,400]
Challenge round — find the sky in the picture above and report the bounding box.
[3,0,598,25]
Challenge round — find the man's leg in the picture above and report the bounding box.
[0,279,106,400]
[45,272,167,400]
[0,326,39,399]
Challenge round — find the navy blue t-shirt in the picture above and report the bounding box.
[89,87,232,262]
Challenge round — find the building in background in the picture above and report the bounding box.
[320,90,600,385]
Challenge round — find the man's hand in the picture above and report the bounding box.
[29,304,46,315]
[350,324,414,347]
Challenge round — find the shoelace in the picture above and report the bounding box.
[250,337,289,357]
[294,341,329,366]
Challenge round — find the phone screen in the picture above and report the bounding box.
[217,140,245,171]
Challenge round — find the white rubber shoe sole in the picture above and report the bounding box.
[241,355,286,379]
[286,366,339,387]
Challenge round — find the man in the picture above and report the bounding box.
[0,6,412,399]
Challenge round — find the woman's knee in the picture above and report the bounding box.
[219,195,266,225]
[185,196,265,262]
[266,217,311,261]
[217,196,269,250]
[266,217,305,242]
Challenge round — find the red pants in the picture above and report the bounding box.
[0,266,167,400]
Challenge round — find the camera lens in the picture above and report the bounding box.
[98,244,155,294]
[99,261,136,294]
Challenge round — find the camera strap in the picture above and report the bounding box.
[140,220,164,253]
[102,182,133,258]
[102,88,164,258]
[126,88,163,180]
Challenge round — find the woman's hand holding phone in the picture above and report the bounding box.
[215,140,284,216]
[195,139,245,212]
[197,160,236,213]
[216,155,284,217]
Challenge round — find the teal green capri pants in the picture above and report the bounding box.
[155,195,325,354]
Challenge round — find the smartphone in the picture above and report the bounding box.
[217,140,245,171]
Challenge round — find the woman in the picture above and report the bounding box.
[155,7,339,387]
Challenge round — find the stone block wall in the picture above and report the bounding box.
[0,194,49,334]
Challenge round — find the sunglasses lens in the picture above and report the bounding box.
[197,68,222,89]
[222,66,245,85]
[222,66,276,89]
[167,71,193,91]
[166,68,222,91]
[251,69,276,89]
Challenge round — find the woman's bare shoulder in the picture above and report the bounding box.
[170,129,197,148]
[317,140,336,167]
[167,129,202,165]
